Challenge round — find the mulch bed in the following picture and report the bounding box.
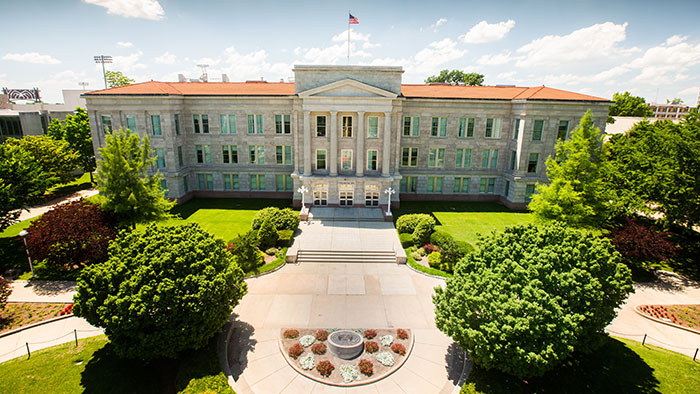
[636,304,700,332]
[0,302,69,334]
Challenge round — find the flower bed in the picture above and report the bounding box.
[636,304,700,332]
[280,328,412,386]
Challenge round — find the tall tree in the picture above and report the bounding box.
[425,69,485,86]
[608,91,653,118]
[47,108,96,182]
[105,70,135,88]
[96,128,173,227]
[4,136,78,185]
[529,110,613,227]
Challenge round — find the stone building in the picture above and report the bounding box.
[83,65,610,210]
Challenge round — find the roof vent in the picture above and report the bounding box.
[245,80,267,83]
[427,82,450,86]
[495,84,516,87]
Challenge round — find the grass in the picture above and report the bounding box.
[41,172,93,203]
[462,336,700,394]
[0,303,68,333]
[394,201,534,245]
[0,335,234,394]
[406,254,452,279]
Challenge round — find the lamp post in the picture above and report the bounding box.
[18,230,34,278]
[297,185,309,210]
[384,187,395,216]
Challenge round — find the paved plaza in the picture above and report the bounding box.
[289,219,402,253]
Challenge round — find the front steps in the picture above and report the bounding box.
[296,250,397,264]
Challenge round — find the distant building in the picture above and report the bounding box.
[648,102,691,119]
[0,90,86,141]
[605,116,680,138]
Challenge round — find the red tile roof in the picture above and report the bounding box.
[85,81,608,102]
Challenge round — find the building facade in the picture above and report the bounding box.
[0,90,87,141]
[84,65,610,210]
[648,102,692,119]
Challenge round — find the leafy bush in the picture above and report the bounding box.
[607,217,678,269]
[283,329,299,339]
[257,219,278,249]
[277,229,294,247]
[412,219,434,247]
[428,252,442,269]
[416,247,426,256]
[397,328,408,340]
[364,341,379,353]
[0,276,11,310]
[315,329,328,341]
[358,359,373,376]
[396,214,435,234]
[410,251,422,261]
[316,360,334,377]
[289,343,303,359]
[252,207,300,231]
[430,231,453,248]
[311,342,327,355]
[391,343,407,356]
[363,329,377,339]
[73,223,247,360]
[423,243,440,254]
[264,247,278,256]
[228,230,263,273]
[433,223,633,378]
[399,233,414,248]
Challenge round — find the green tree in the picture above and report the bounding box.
[228,230,263,273]
[608,91,653,121]
[95,128,173,227]
[4,136,78,185]
[47,108,96,182]
[433,223,633,378]
[105,71,135,88]
[425,69,485,86]
[73,223,247,360]
[529,110,613,227]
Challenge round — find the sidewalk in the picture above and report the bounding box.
[16,189,99,222]
[8,280,77,303]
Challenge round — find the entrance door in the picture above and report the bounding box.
[313,184,328,206]
[339,183,354,207]
[365,184,379,206]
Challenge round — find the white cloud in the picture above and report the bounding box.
[463,20,515,44]
[362,42,381,49]
[332,29,371,43]
[516,22,630,67]
[117,41,133,48]
[216,47,291,81]
[476,51,513,66]
[412,38,467,73]
[110,51,146,72]
[541,65,632,87]
[497,71,516,80]
[154,51,176,64]
[629,35,700,85]
[431,18,448,31]
[666,35,687,46]
[3,52,61,64]
[679,86,700,95]
[26,70,100,102]
[82,0,164,21]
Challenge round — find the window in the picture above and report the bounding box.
[367,150,378,171]
[400,176,417,192]
[342,116,352,137]
[248,114,263,134]
[505,180,511,197]
[557,120,569,140]
[151,115,161,136]
[365,184,379,206]
[174,114,180,135]
[401,147,418,167]
[276,145,292,165]
[482,149,499,168]
[223,174,239,190]
[367,116,378,138]
[485,118,501,138]
[533,120,544,141]
[479,178,496,193]
[403,116,419,137]
[195,145,211,163]
[313,184,328,205]
[316,150,327,170]
[454,177,470,193]
[528,153,539,173]
[220,114,236,134]
[429,148,445,168]
[456,148,471,168]
[197,174,213,190]
[101,115,112,134]
[160,179,168,195]
[222,145,238,164]
[513,119,520,139]
[510,151,517,171]
[193,114,209,134]
[249,174,265,191]
[178,146,183,167]
[155,148,166,168]
[341,149,353,170]
[276,174,293,191]
[431,117,447,137]
[427,177,443,193]
[525,184,536,200]
[126,116,136,132]
[316,116,326,137]
[459,118,474,138]
[249,145,264,164]
[275,114,291,134]
[183,175,189,193]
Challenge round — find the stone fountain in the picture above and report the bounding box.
[327,330,363,360]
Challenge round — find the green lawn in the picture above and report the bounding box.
[0,335,234,394]
[462,336,700,394]
[395,201,535,245]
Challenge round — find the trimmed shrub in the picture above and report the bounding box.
[410,251,422,261]
[428,252,442,269]
[257,219,278,249]
[289,343,303,359]
[396,214,435,234]
[252,207,300,231]
[315,329,329,341]
[399,233,414,248]
[397,328,408,340]
[316,360,334,377]
[277,229,294,247]
[430,231,454,248]
[358,359,373,376]
[228,230,263,273]
[283,329,299,339]
[363,329,377,339]
[391,343,407,356]
[312,342,327,355]
[364,340,379,353]
[412,219,434,246]
[265,247,278,256]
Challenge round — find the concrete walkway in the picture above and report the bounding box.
[226,262,468,394]
[7,280,77,303]
[606,271,700,358]
[16,188,98,222]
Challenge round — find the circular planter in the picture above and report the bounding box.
[328,330,363,360]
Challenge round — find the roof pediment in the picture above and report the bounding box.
[298,78,397,99]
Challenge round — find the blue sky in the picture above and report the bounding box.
[2,0,700,105]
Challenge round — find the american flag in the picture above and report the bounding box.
[349,13,359,24]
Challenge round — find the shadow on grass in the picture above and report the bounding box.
[80,342,161,394]
[172,198,292,220]
[465,336,660,394]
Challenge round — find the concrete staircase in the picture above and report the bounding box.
[296,250,397,264]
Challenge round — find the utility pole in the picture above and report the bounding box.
[94,55,113,89]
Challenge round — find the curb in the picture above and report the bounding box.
[450,350,472,394]
[0,314,74,339]
[405,261,450,281]
[244,260,286,279]
[633,305,700,336]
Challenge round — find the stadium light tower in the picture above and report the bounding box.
[94,55,113,89]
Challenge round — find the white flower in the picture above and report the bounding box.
[299,353,315,370]
[299,335,315,347]
[340,364,360,383]
[376,351,395,366]
[380,335,393,346]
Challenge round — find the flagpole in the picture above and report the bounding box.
[347,10,350,64]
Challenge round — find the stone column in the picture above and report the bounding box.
[330,111,338,176]
[382,112,392,176]
[356,112,364,176]
[292,110,299,174]
[303,111,311,175]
